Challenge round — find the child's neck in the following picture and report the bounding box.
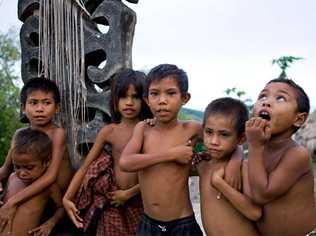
[267,136,293,151]
[30,121,55,132]
[155,117,179,130]
[120,117,139,127]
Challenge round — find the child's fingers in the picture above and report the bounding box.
[0,219,7,233]
[0,182,3,192]
[28,226,40,234]
[7,218,13,235]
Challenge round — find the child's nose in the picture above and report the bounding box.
[35,103,44,111]
[158,94,167,104]
[262,100,271,107]
[210,135,220,145]
[17,170,28,178]
[126,97,133,105]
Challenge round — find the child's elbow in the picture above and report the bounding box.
[119,156,133,172]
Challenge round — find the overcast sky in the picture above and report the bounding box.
[1,0,315,111]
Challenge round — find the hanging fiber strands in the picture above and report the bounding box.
[39,0,89,163]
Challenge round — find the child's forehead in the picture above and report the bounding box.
[262,82,297,96]
[205,113,237,130]
[12,153,39,163]
[27,89,55,99]
[149,76,180,89]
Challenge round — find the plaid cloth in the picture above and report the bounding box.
[75,152,143,235]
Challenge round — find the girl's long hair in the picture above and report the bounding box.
[109,68,152,123]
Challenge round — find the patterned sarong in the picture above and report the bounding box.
[76,152,143,235]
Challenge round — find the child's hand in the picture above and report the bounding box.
[62,198,83,229]
[224,152,242,191]
[28,219,55,236]
[144,117,157,126]
[171,141,193,164]
[211,167,225,187]
[246,117,271,147]
[107,190,131,207]
[0,202,17,233]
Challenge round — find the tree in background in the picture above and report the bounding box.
[272,56,303,79]
[0,29,23,164]
[225,87,253,113]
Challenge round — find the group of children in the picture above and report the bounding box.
[0,63,315,235]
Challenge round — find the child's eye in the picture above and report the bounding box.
[167,91,176,96]
[276,96,286,102]
[204,128,213,135]
[25,165,34,170]
[220,132,230,137]
[29,100,37,105]
[258,94,267,101]
[149,92,158,96]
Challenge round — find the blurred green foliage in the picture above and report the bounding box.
[0,29,23,164]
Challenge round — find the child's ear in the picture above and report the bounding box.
[293,112,308,129]
[55,104,60,113]
[181,93,191,105]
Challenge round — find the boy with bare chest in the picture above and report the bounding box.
[198,97,260,236]
[120,64,203,235]
[246,78,316,236]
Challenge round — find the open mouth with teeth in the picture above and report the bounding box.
[259,111,271,121]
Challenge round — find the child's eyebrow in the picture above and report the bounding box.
[276,89,290,96]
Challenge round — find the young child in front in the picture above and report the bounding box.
[120,64,242,236]
[63,69,152,235]
[246,78,316,236]
[2,128,64,235]
[0,78,73,231]
[197,97,261,236]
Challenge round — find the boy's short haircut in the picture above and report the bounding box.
[12,128,52,162]
[20,78,61,107]
[203,97,249,136]
[267,78,310,114]
[145,64,189,96]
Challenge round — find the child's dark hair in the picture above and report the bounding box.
[203,97,249,136]
[145,64,188,96]
[20,78,61,107]
[267,78,310,114]
[109,68,152,123]
[12,128,52,162]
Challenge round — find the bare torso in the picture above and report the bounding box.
[3,174,51,235]
[45,126,73,192]
[255,141,316,236]
[198,161,259,236]
[110,123,138,190]
[139,121,199,221]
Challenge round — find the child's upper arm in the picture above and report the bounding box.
[0,130,21,180]
[80,125,113,170]
[49,184,62,208]
[121,121,146,156]
[257,146,311,201]
[43,128,67,182]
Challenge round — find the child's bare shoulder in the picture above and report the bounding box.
[46,125,66,140]
[197,160,213,176]
[182,120,202,131]
[283,144,311,168]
